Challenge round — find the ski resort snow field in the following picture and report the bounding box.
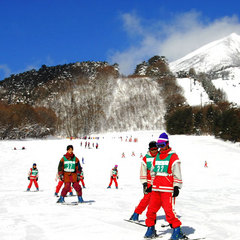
[0,131,240,240]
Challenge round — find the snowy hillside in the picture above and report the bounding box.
[169,33,240,73]
[211,67,240,105]
[1,131,240,240]
[176,78,211,106]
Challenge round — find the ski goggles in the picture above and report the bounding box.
[156,141,168,148]
[149,147,158,151]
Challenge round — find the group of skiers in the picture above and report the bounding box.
[129,132,184,240]
[26,131,184,239]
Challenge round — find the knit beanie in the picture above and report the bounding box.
[157,132,169,144]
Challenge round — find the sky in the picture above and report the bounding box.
[1,0,240,80]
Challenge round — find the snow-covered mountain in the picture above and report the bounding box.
[170,33,240,105]
[170,33,240,73]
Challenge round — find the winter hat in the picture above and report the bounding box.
[114,165,118,168]
[33,163,37,166]
[149,141,157,149]
[157,132,169,147]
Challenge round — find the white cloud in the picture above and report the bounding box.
[108,11,240,75]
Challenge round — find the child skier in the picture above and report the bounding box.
[107,165,119,189]
[56,145,84,203]
[144,132,184,240]
[54,173,73,197]
[27,163,39,191]
[129,141,158,221]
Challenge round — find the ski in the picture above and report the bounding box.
[124,219,147,227]
[61,200,95,205]
[144,234,162,239]
[181,237,205,240]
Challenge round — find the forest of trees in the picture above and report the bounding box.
[0,57,239,143]
[0,102,57,139]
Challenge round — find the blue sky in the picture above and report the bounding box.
[1,0,240,80]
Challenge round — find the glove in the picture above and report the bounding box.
[59,174,64,181]
[172,186,179,197]
[77,174,81,181]
[146,185,152,193]
[117,176,119,179]
[28,177,30,180]
[143,182,148,194]
[36,177,38,181]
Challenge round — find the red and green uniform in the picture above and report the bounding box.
[108,168,118,188]
[146,148,182,228]
[27,168,39,190]
[58,153,82,197]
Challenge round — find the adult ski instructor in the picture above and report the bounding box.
[144,132,184,240]
[57,145,84,203]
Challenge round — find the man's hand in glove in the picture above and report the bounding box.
[172,186,180,197]
[59,174,64,181]
[143,182,148,194]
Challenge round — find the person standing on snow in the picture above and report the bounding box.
[56,145,84,203]
[107,165,119,189]
[27,163,39,191]
[129,141,158,221]
[144,132,184,240]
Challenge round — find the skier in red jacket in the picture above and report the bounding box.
[27,163,39,191]
[129,141,158,221]
[144,132,184,240]
[107,165,119,189]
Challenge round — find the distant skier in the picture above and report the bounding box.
[107,165,119,189]
[54,173,73,197]
[129,141,158,221]
[204,160,208,168]
[56,145,84,203]
[27,163,39,191]
[144,132,184,240]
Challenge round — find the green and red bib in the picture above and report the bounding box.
[63,156,76,172]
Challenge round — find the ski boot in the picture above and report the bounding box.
[69,192,73,196]
[36,188,39,191]
[144,226,157,238]
[116,186,118,189]
[107,186,111,189]
[170,227,185,240]
[129,212,139,221]
[57,196,65,203]
[54,192,59,197]
[26,188,30,191]
[83,186,86,188]
[78,196,84,203]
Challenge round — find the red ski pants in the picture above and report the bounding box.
[28,179,39,190]
[145,191,181,228]
[60,178,82,197]
[135,192,152,214]
[108,177,118,188]
[55,180,72,194]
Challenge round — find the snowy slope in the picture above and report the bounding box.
[1,132,240,240]
[211,67,240,105]
[169,33,240,73]
[176,78,211,106]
